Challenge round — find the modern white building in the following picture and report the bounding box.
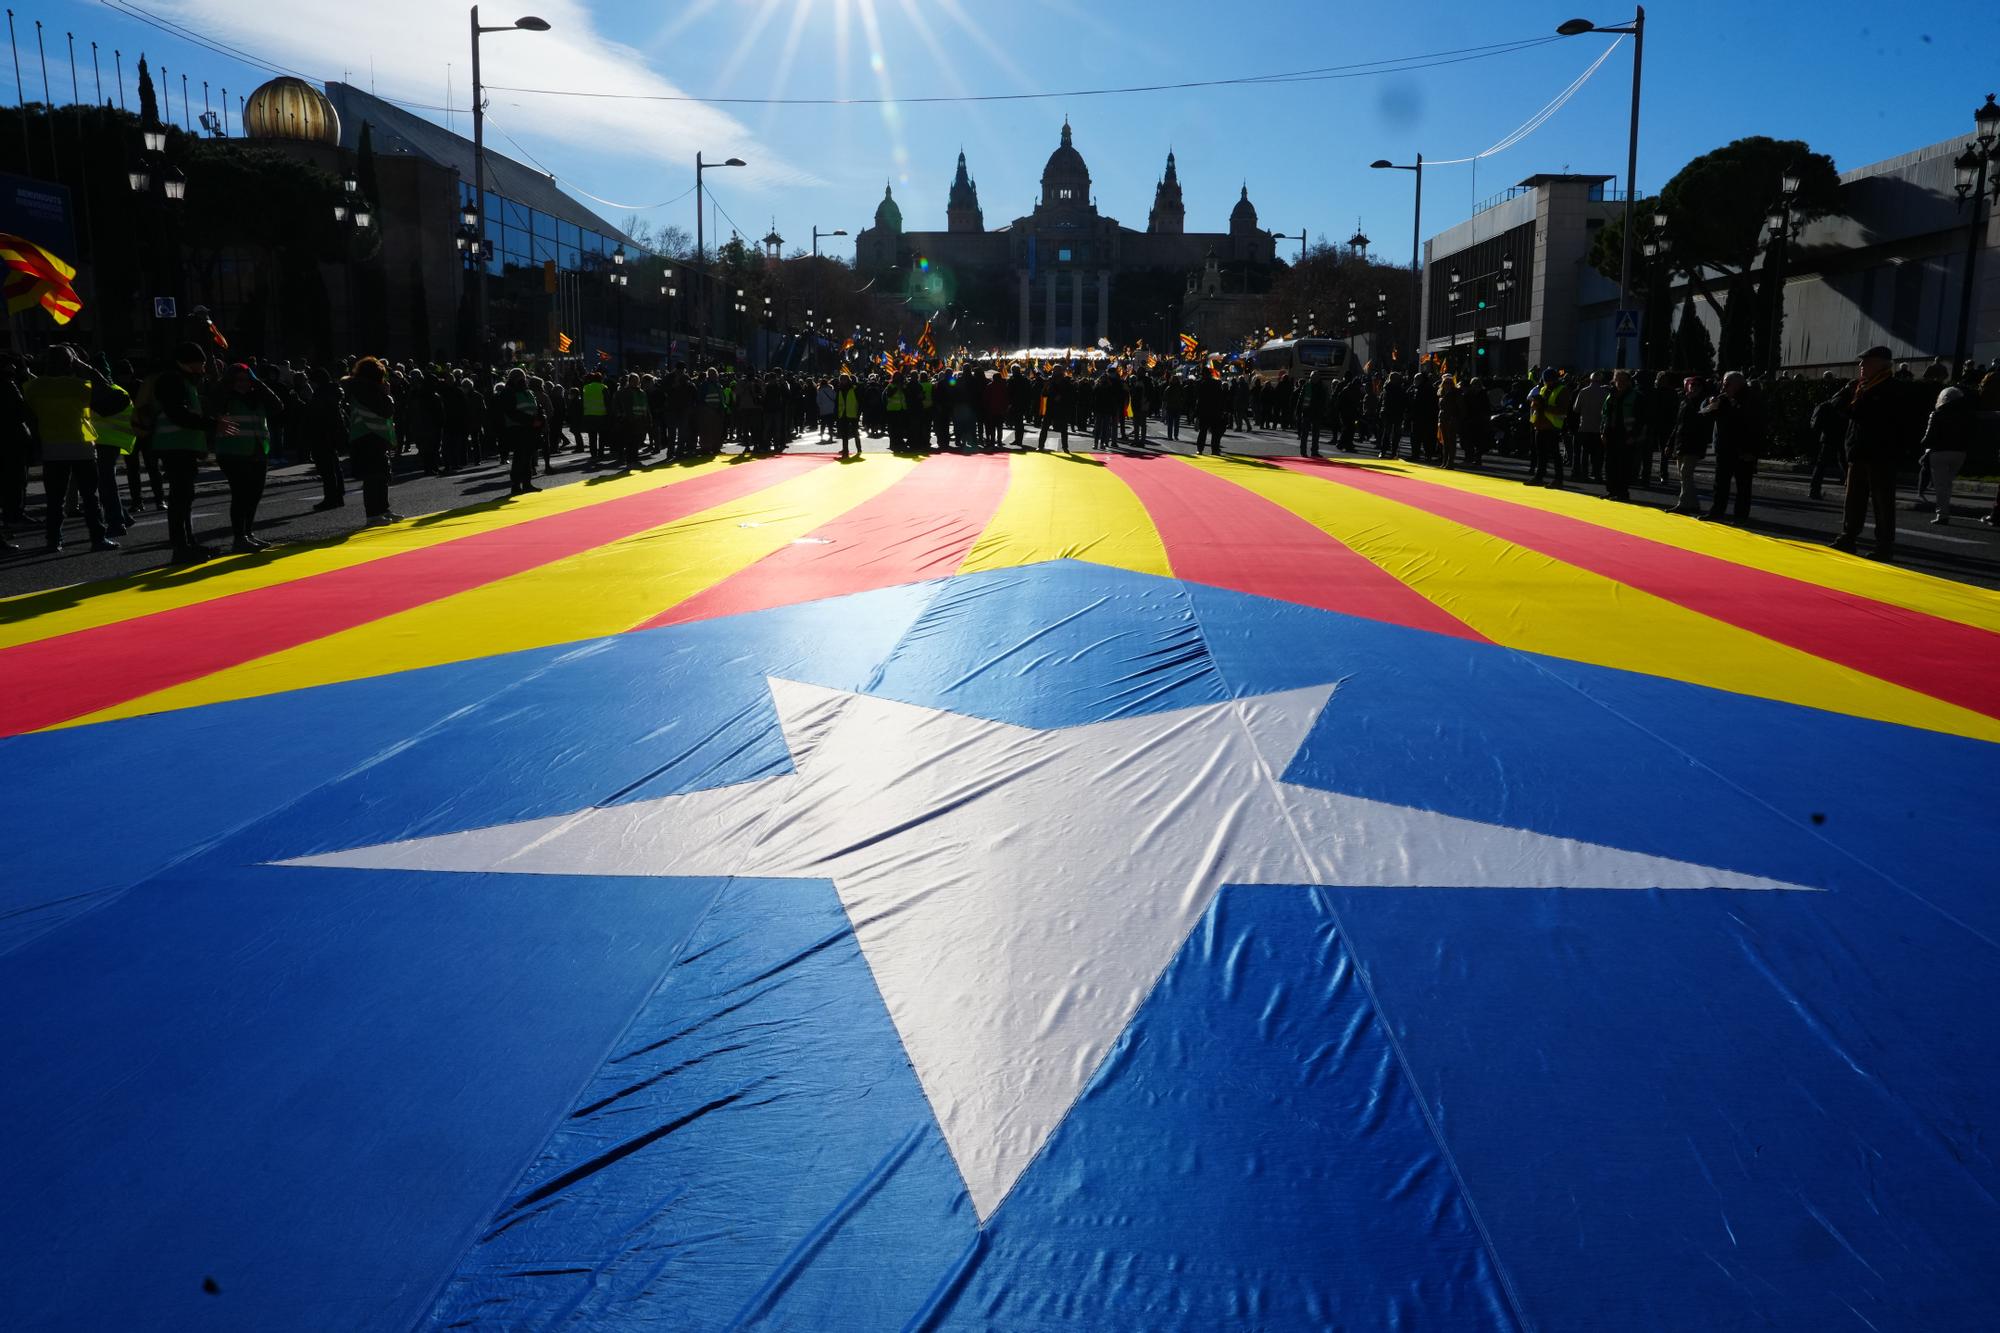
[1421,127,2000,375]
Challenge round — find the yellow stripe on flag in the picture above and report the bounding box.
[68,458,916,726]
[1322,458,2000,637]
[0,459,745,652]
[1188,457,2000,742]
[959,452,1170,577]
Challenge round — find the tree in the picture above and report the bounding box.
[1672,293,1714,376]
[137,56,159,127]
[1656,136,1839,329]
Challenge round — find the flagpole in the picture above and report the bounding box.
[34,20,56,178]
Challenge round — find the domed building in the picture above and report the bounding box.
[854,119,1277,347]
[241,77,341,146]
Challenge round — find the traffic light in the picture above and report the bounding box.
[1472,327,1489,361]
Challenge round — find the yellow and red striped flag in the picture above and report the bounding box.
[0,231,82,326]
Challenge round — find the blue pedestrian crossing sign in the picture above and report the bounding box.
[1613,308,1641,339]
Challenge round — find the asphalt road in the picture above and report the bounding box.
[4,427,1996,601]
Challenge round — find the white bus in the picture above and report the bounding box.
[1250,336,1351,384]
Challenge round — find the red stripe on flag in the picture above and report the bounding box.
[0,458,820,735]
[643,455,1013,629]
[1104,457,1483,641]
[1285,460,2000,721]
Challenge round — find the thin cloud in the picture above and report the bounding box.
[156,0,821,189]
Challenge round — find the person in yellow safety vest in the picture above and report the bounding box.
[1525,365,1571,489]
[579,370,608,461]
[499,368,545,496]
[211,362,287,553]
[834,373,862,458]
[150,341,220,562]
[22,344,130,553]
[342,355,400,525]
[610,371,649,471]
[91,361,139,537]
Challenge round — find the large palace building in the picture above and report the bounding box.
[854,120,1278,347]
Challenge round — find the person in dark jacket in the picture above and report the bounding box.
[1917,383,1976,525]
[1806,373,1849,499]
[1830,346,1901,559]
[498,368,544,494]
[341,356,399,523]
[1699,372,1764,523]
[1665,376,1713,515]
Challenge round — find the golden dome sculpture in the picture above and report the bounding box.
[242,77,340,146]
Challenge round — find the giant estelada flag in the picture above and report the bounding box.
[3,453,1998,1331]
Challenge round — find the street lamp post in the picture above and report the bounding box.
[1557,7,1645,367]
[468,6,550,358]
[811,225,847,258]
[609,249,628,366]
[130,126,186,359]
[1949,94,2000,373]
[1369,154,1424,355]
[1761,170,1804,373]
[1269,227,1306,263]
[694,152,747,366]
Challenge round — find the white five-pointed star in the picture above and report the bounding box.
[283,679,1808,1220]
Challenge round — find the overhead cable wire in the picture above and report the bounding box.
[485,118,698,213]
[481,35,1566,106]
[1424,36,1622,165]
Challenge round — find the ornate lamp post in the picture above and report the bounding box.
[1949,93,2000,373]
[1761,169,1805,373]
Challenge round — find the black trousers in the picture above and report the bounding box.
[216,453,267,539]
[1529,427,1565,485]
[162,451,201,550]
[1840,450,1897,551]
[312,442,345,506]
[1706,447,1755,519]
[1573,431,1604,482]
[1296,417,1321,456]
[43,457,105,545]
[509,429,539,489]
[1808,436,1845,494]
[1603,435,1634,501]
[352,441,392,516]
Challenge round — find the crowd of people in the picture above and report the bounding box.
[3,341,1994,568]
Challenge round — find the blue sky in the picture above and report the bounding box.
[35,0,1996,259]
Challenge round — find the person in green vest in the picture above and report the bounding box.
[579,370,609,461]
[695,368,727,454]
[92,359,138,538]
[22,344,129,553]
[1525,366,1572,488]
[211,362,286,553]
[341,355,400,524]
[148,342,219,562]
[834,371,862,458]
[498,368,544,496]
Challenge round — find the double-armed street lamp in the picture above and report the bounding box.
[608,248,629,365]
[468,7,550,353]
[129,123,187,356]
[1948,94,2000,372]
[1556,6,1645,366]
